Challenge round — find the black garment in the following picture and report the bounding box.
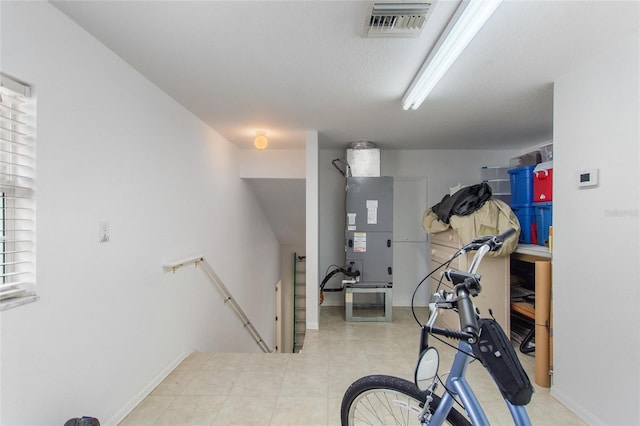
[431,183,492,224]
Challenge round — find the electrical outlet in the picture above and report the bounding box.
[99,221,110,243]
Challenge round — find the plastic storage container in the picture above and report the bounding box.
[481,166,510,181]
[484,179,511,204]
[509,165,536,206]
[539,143,553,162]
[511,204,537,244]
[484,179,510,194]
[509,151,542,167]
[533,161,553,202]
[534,202,553,246]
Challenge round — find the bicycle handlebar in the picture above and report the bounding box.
[493,227,517,247]
[463,227,517,253]
[496,227,518,241]
[427,228,518,343]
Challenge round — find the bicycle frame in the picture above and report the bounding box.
[427,340,531,426]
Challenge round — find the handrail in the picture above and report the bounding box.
[163,256,272,353]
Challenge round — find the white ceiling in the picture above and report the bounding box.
[51,0,639,151]
[49,0,638,246]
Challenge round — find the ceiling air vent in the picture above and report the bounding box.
[365,1,436,37]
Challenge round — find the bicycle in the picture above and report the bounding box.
[340,228,533,425]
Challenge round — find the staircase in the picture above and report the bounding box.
[293,254,306,353]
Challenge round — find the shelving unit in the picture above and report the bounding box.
[511,245,552,388]
[511,301,535,319]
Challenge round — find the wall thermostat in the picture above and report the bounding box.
[577,168,599,188]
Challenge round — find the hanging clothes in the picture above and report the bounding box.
[423,197,520,257]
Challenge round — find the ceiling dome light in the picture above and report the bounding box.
[254,131,268,150]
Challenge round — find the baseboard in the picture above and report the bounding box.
[103,350,190,426]
[550,386,599,425]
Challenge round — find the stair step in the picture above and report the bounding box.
[294,255,306,354]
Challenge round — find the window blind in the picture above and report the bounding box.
[0,73,35,302]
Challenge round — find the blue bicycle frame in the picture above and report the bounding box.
[427,340,531,426]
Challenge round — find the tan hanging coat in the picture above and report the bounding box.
[422,198,520,256]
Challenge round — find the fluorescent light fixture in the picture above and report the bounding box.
[402,0,502,110]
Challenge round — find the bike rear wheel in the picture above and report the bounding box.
[341,375,470,426]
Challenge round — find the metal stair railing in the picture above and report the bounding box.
[163,255,272,353]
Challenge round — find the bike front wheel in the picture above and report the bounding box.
[341,375,470,426]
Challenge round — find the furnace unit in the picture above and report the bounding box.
[345,176,393,287]
[342,141,393,321]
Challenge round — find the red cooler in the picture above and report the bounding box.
[533,161,553,202]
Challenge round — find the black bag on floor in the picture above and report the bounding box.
[64,417,100,426]
[473,318,534,406]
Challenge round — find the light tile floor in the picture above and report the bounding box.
[119,306,586,425]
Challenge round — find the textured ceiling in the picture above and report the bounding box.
[51,1,639,151]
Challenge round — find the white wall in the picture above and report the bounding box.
[238,149,307,352]
[0,2,279,425]
[318,148,523,307]
[237,149,306,178]
[552,31,639,425]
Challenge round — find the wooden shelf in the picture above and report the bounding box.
[510,249,552,388]
[514,244,551,260]
[511,301,535,320]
